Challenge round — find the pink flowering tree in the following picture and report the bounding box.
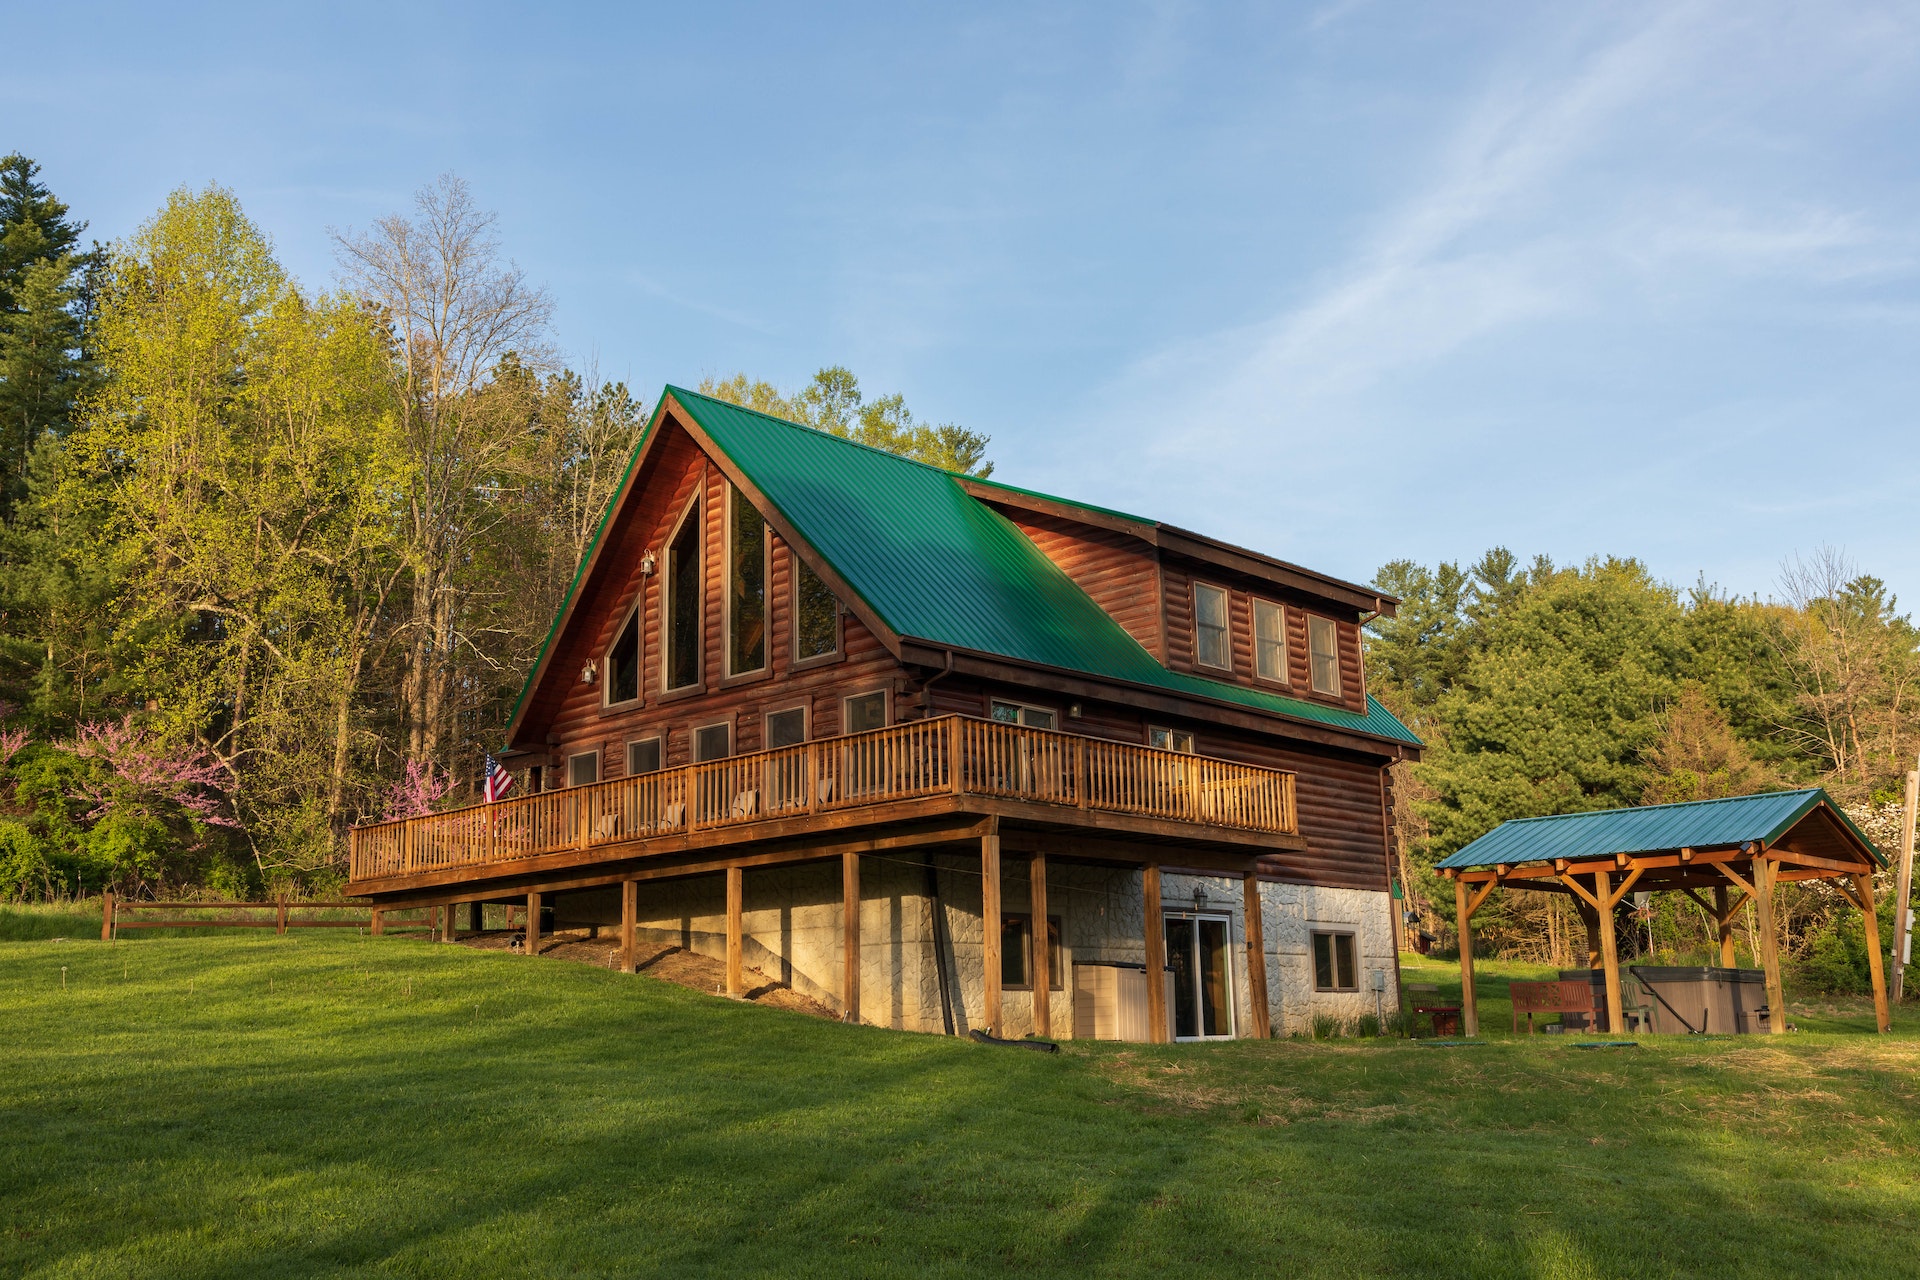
[381,759,455,822]
[64,716,238,830]
[0,702,23,769]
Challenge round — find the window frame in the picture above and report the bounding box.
[626,735,663,776]
[999,913,1065,991]
[723,483,770,680]
[662,492,703,693]
[1147,725,1195,753]
[602,600,643,708]
[567,749,600,788]
[841,688,890,735]
[691,720,732,763]
[764,704,809,750]
[790,551,844,669]
[1252,597,1288,687]
[1310,929,1358,993]
[1192,581,1232,671]
[1307,614,1341,697]
[988,698,1059,730]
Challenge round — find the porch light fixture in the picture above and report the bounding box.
[580,659,598,685]
[639,549,657,576]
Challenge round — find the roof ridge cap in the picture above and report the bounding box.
[1498,788,1818,825]
[665,384,972,481]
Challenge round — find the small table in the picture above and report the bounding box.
[1415,1005,1462,1038]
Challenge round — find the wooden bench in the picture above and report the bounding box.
[1509,979,1596,1033]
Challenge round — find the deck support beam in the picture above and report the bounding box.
[1713,884,1736,967]
[1243,871,1270,1040]
[442,901,458,943]
[843,852,861,1024]
[726,865,745,998]
[982,824,1002,1037]
[1144,863,1167,1043]
[1755,856,1786,1034]
[1029,852,1050,1038]
[620,880,637,974]
[526,891,542,957]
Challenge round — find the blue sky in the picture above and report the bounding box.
[9,2,1918,604]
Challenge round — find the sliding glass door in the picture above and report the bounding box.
[1165,913,1235,1040]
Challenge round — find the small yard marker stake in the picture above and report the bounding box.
[61,967,67,990]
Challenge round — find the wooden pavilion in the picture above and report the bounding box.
[1435,789,1890,1036]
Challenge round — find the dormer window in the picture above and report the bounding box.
[1193,583,1230,670]
[1308,615,1341,696]
[1253,599,1286,684]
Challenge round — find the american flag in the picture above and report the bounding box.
[483,754,515,803]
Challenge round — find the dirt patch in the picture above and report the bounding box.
[456,929,839,1020]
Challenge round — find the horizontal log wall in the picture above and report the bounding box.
[1159,558,1368,716]
[999,509,1165,660]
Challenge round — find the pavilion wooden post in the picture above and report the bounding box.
[1577,900,1602,968]
[1029,852,1050,1038]
[620,880,637,974]
[1853,872,1891,1033]
[526,891,542,957]
[1894,764,1918,1003]
[1713,885,1737,967]
[726,865,745,998]
[1754,855,1786,1034]
[982,825,1003,1036]
[100,890,114,942]
[1243,870,1271,1040]
[1454,877,1478,1038]
[1144,863,1168,1044]
[842,852,861,1024]
[1593,870,1624,1034]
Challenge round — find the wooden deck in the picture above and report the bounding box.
[349,715,1298,894]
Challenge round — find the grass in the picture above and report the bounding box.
[4,924,1919,1278]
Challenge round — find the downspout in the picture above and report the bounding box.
[918,648,956,718]
[926,857,957,1035]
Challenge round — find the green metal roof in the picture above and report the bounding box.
[669,387,1421,747]
[1435,789,1885,870]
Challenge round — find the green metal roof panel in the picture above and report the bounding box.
[669,387,1422,748]
[1435,789,1884,869]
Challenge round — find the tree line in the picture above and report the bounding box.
[1366,547,1918,992]
[0,160,987,901]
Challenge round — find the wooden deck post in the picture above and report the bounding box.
[982,825,1003,1036]
[100,890,114,942]
[443,900,458,943]
[1855,872,1891,1033]
[726,865,744,998]
[1144,863,1168,1044]
[1754,856,1786,1034]
[1713,885,1736,967]
[371,907,384,937]
[621,880,637,974]
[1243,870,1270,1039]
[1455,877,1478,1038]
[526,891,542,957]
[1594,870,1625,1035]
[843,852,862,1023]
[1029,852,1050,1038]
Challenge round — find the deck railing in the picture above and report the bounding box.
[349,715,1297,882]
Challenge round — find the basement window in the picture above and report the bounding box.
[1194,583,1230,670]
[1000,914,1064,990]
[1312,931,1357,992]
[1308,616,1341,696]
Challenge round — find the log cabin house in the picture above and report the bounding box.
[348,386,1423,1041]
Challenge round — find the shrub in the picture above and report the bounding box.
[0,820,53,901]
[1355,1013,1382,1038]
[1310,1012,1344,1040]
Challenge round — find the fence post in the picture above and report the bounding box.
[276,896,287,935]
[101,890,114,942]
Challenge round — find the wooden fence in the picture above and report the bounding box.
[100,893,434,941]
[352,714,1298,882]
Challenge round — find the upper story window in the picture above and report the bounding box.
[1149,726,1195,753]
[568,750,599,787]
[990,700,1056,730]
[766,706,807,749]
[1253,599,1286,684]
[726,484,767,677]
[693,721,731,762]
[1308,615,1341,696]
[794,556,840,662]
[1193,583,1230,670]
[627,737,662,775]
[605,606,640,705]
[665,499,701,690]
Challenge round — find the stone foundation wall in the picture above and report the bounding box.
[546,860,1397,1039]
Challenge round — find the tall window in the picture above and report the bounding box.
[1194,583,1229,669]
[1254,599,1286,683]
[1312,931,1357,992]
[1308,616,1340,696]
[794,556,839,661]
[666,501,701,690]
[726,485,766,676]
[606,607,640,704]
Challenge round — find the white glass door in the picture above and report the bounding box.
[1165,913,1235,1040]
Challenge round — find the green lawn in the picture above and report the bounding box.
[4,927,1918,1278]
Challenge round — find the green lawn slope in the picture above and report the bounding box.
[4,931,1916,1278]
